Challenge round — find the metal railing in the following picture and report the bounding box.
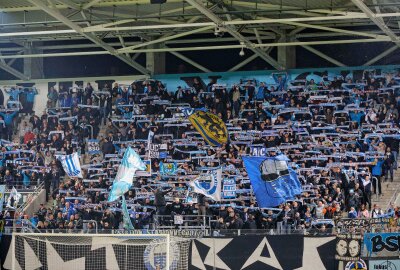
[2,219,98,235]
[386,180,400,210]
[17,182,45,213]
[153,214,212,229]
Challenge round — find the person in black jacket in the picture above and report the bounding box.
[153,187,173,216]
[228,213,243,229]
[383,147,395,181]
[170,197,184,215]
[243,214,257,230]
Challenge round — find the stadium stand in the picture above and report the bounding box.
[1,69,400,237]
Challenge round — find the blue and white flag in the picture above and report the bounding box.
[6,187,21,209]
[189,168,222,201]
[87,139,101,155]
[122,197,134,230]
[243,155,302,207]
[108,147,146,202]
[223,178,236,199]
[159,162,177,176]
[58,152,83,178]
[0,185,5,212]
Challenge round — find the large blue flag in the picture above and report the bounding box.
[108,147,146,202]
[243,155,302,207]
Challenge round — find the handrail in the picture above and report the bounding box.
[4,219,98,235]
[154,214,212,229]
[386,181,400,211]
[16,182,45,213]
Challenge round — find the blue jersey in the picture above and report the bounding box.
[26,89,38,102]
[0,111,17,126]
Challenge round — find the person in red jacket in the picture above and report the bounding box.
[23,129,35,144]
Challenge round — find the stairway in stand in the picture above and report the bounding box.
[12,114,32,142]
[371,167,400,210]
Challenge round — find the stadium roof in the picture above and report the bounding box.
[0,0,399,78]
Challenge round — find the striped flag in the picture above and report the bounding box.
[58,152,83,178]
[108,147,146,202]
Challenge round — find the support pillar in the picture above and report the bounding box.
[146,42,166,75]
[277,34,296,69]
[24,42,44,80]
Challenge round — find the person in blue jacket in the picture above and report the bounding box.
[0,110,18,140]
[5,86,22,101]
[25,87,38,115]
[371,158,384,196]
[22,170,31,187]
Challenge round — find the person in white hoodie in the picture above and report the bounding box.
[371,204,383,218]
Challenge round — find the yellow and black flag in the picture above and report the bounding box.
[182,108,228,147]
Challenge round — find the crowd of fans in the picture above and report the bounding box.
[1,69,400,233]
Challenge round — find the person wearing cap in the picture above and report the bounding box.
[175,86,184,101]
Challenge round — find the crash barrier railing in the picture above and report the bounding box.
[2,219,98,235]
[153,214,212,229]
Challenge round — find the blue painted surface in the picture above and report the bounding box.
[153,64,400,92]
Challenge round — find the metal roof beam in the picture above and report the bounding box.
[0,37,393,60]
[6,51,24,67]
[281,21,386,39]
[0,35,277,52]
[55,0,80,10]
[300,44,346,67]
[351,0,400,43]
[364,45,398,66]
[228,45,274,72]
[184,0,284,70]
[169,51,211,73]
[118,26,214,52]
[82,0,102,10]
[228,54,257,72]
[27,0,151,75]
[81,12,400,33]
[0,51,29,80]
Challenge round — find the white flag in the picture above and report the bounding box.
[58,152,83,178]
[189,168,222,201]
[108,147,146,202]
[6,187,21,208]
[147,130,154,159]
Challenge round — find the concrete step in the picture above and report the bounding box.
[371,176,400,209]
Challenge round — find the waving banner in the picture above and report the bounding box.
[189,168,222,201]
[58,152,83,178]
[182,108,228,147]
[108,147,146,202]
[243,155,302,207]
[160,162,177,176]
